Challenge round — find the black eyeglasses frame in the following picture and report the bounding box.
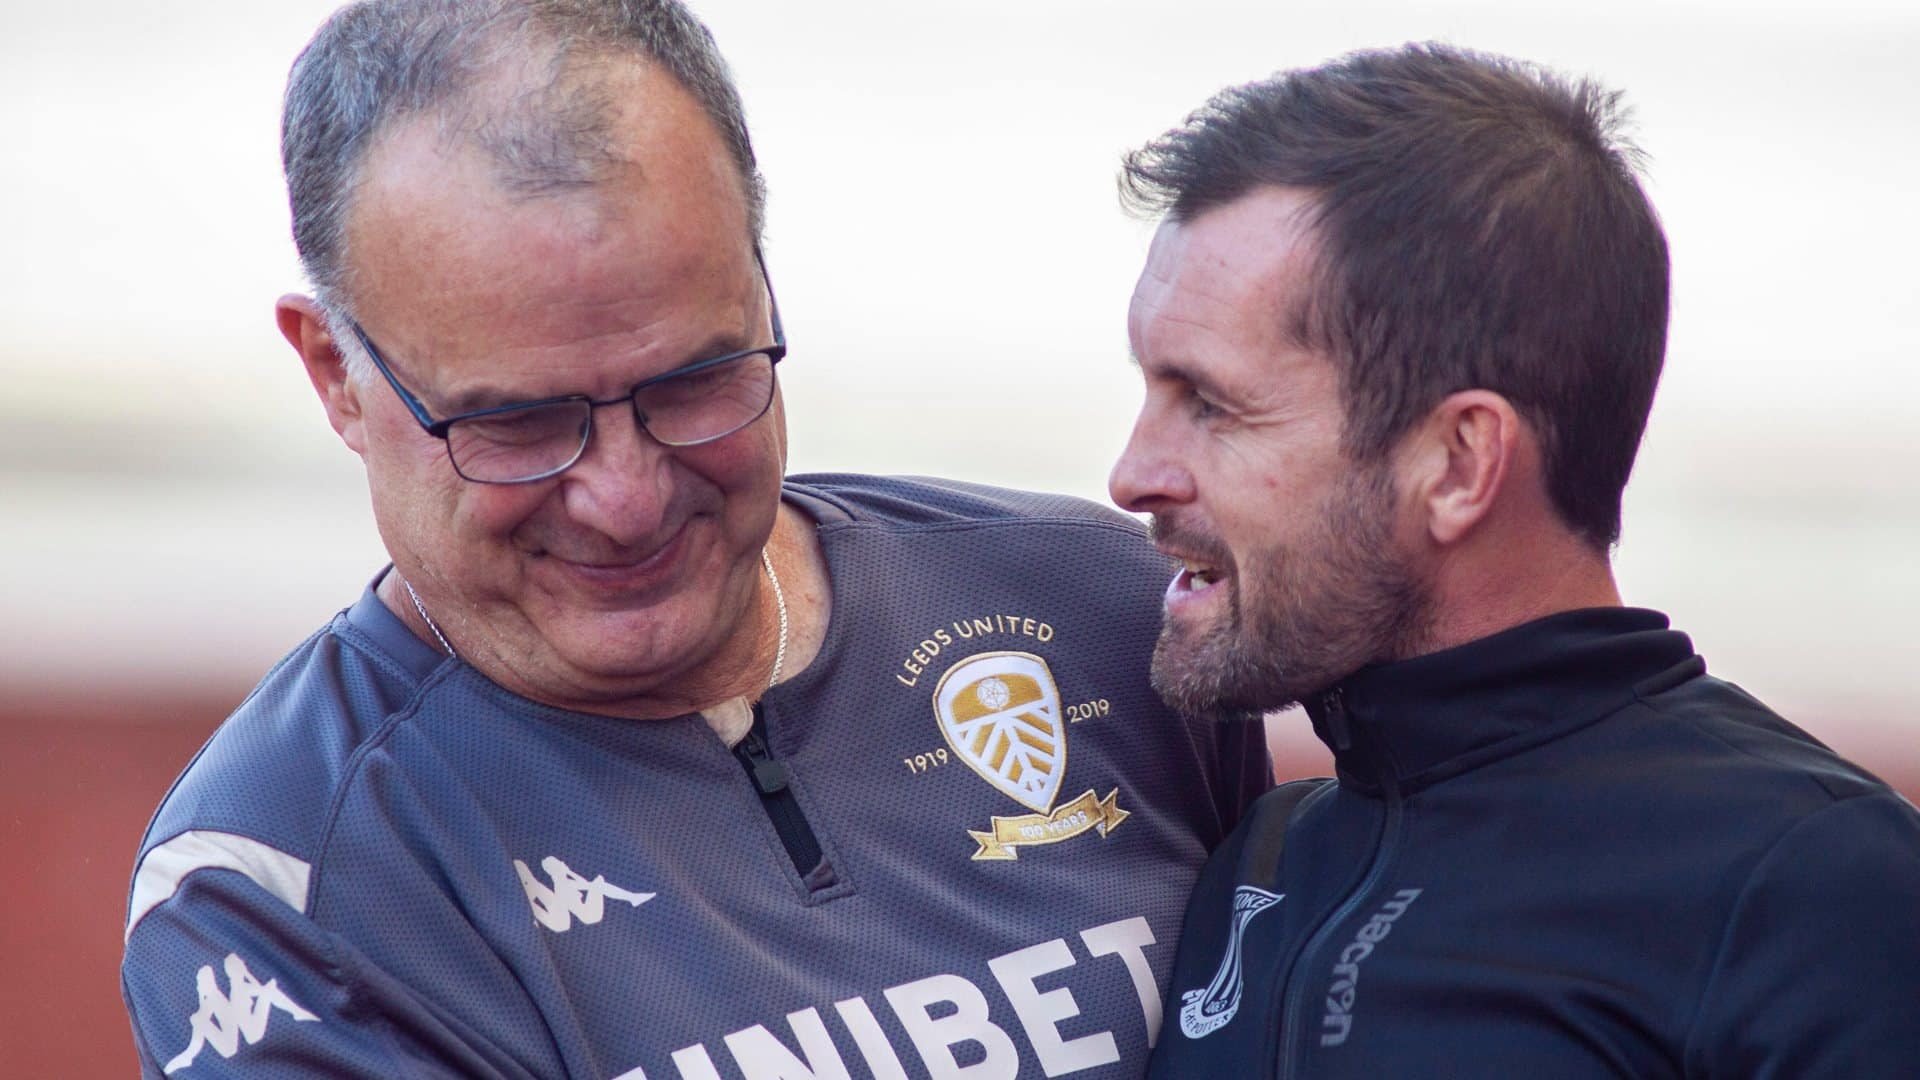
[345,250,786,485]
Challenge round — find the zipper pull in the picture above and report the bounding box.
[737,729,790,794]
[1324,687,1352,751]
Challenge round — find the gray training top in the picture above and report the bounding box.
[124,474,1271,1079]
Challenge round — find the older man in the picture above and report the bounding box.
[1109,44,1920,1078]
[119,3,1266,1076]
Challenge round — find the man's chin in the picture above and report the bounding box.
[524,604,717,680]
[1148,637,1284,723]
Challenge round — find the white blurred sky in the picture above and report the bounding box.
[2,1,1915,755]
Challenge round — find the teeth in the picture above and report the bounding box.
[1186,567,1216,589]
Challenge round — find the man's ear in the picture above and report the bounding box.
[1398,389,1522,547]
[276,294,368,455]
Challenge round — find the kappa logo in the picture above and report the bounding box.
[515,855,655,932]
[1178,886,1283,1039]
[164,953,319,1073]
[934,652,1128,860]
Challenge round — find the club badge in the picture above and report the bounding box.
[933,651,1128,860]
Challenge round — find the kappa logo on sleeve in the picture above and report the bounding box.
[934,652,1129,861]
[515,855,655,932]
[163,953,319,1073]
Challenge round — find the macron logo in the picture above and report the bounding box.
[164,954,318,1073]
[1320,887,1422,1048]
[515,855,654,933]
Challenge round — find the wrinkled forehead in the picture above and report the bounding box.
[342,60,758,337]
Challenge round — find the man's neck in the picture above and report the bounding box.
[695,504,836,745]
[1415,524,1621,658]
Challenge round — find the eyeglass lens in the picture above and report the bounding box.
[444,351,776,483]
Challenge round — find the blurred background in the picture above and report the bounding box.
[4,0,1916,1073]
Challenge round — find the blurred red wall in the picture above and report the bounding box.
[4,687,1912,1077]
[0,686,250,1077]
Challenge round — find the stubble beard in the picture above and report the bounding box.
[1149,464,1431,720]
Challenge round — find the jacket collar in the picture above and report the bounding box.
[1302,607,1702,796]
[347,567,456,683]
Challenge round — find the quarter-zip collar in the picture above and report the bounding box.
[1303,607,1701,797]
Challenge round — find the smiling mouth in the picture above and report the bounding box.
[1179,561,1221,589]
[1150,516,1231,602]
[535,521,696,595]
[1168,559,1230,602]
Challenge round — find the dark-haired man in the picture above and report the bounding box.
[1109,43,1920,1077]
[119,2,1268,1076]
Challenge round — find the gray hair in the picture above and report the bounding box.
[283,0,766,332]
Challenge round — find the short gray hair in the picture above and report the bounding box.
[283,0,766,324]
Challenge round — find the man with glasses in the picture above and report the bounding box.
[346,266,787,489]
[119,2,1267,1077]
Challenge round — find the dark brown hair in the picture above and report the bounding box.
[1122,43,1669,548]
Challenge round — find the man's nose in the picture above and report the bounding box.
[558,401,675,544]
[1109,409,1194,513]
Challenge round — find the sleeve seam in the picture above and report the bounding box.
[1632,690,1855,804]
[304,662,461,922]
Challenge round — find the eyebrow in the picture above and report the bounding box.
[1130,345,1237,405]
[434,329,758,415]
[436,380,536,415]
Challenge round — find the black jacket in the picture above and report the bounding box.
[1150,608,1920,1078]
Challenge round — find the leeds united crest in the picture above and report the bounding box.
[933,651,1128,860]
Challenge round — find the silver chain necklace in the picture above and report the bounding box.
[400,554,787,687]
[402,576,456,658]
[761,547,789,691]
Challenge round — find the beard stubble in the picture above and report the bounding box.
[1149,463,1431,720]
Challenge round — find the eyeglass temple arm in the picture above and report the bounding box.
[755,246,785,347]
[350,322,448,436]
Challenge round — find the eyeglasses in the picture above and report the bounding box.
[348,255,786,485]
